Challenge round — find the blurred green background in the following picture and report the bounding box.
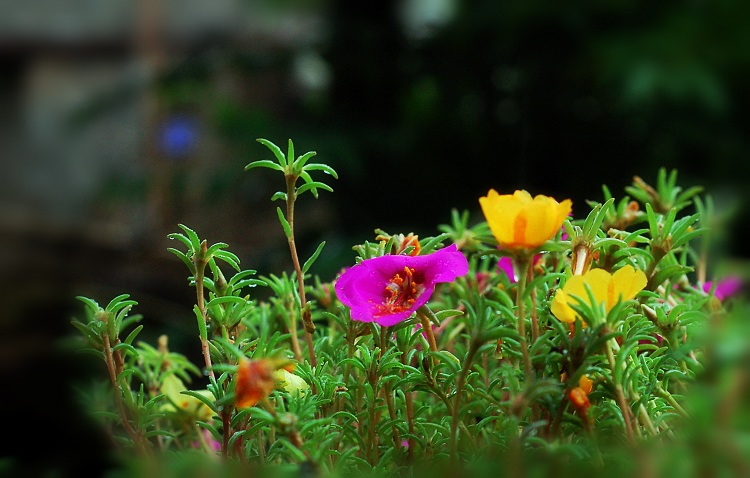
[1,0,748,475]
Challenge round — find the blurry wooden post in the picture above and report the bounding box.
[135,0,170,233]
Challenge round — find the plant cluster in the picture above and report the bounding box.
[70,140,746,478]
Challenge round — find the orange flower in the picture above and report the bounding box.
[569,375,594,416]
[479,190,572,250]
[569,387,590,414]
[234,358,278,409]
[550,265,647,324]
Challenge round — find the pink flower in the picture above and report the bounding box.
[703,276,742,301]
[335,244,469,326]
[497,256,517,282]
[193,428,221,451]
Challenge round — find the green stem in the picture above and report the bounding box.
[605,338,636,444]
[417,306,439,353]
[368,380,378,465]
[450,341,479,467]
[398,324,415,460]
[103,332,149,456]
[193,251,215,381]
[380,327,401,451]
[514,255,533,380]
[656,384,689,418]
[288,304,303,363]
[285,175,318,368]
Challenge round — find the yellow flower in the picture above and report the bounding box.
[550,265,647,323]
[273,368,310,397]
[578,374,593,395]
[160,374,214,421]
[479,189,572,250]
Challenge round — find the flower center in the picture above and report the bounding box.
[376,266,425,316]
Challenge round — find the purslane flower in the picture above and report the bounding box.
[160,374,214,421]
[569,375,594,416]
[334,244,469,326]
[479,189,572,250]
[550,265,647,323]
[703,276,742,301]
[234,357,299,409]
[234,358,276,409]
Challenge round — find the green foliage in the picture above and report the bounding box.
[70,148,746,478]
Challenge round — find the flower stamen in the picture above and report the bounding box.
[377,267,425,317]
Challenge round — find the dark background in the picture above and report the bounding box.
[1,0,749,475]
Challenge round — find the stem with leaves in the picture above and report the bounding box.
[449,339,480,467]
[284,173,318,368]
[245,138,338,369]
[514,254,534,380]
[604,335,636,444]
[193,240,216,381]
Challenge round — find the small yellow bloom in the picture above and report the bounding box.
[578,374,593,395]
[551,265,647,323]
[273,368,310,396]
[479,189,572,250]
[160,374,214,421]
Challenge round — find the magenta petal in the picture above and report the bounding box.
[334,244,468,326]
[497,257,516,282]
[704,276,743,300]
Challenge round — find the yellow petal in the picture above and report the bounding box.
[609,265,647,309]
[160,374,188,403]
[160,375,214,420]
[523,196,558,247]
[273,369,310,396]
[480,189,571,249]
[557,199,573,224]
[480,190,521,246]
[579,374,593,395]
[551,289,577,323]
[566,269,612,312]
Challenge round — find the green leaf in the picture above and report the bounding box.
[286,138,295,167]
[177,224,201,250]
[76,296,101,313]
[167,247,196,274]
[276,207,293,239]
[205,242,229,258]
[419,233,451,253]
[214,250,241,272]
[304,163,338,179]
[302,241,326,274]
[271,191,288,202]
[244,159,283,172]
[257,138,287,167]
[194,305,208,342]
[167,232,193,251]
[123,325,143,345]
[105,294,132,312]
[297,181,333,198]
[294,150,317,169]
[435,309,463,321]
[645,203,659,239]
[182,390,219,414]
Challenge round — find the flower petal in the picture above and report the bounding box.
[610,265,647,308]
[480,189,571,249]
[335,244,468,326]
[551,289,577,323]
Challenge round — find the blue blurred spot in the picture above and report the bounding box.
[160,115,199,160]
